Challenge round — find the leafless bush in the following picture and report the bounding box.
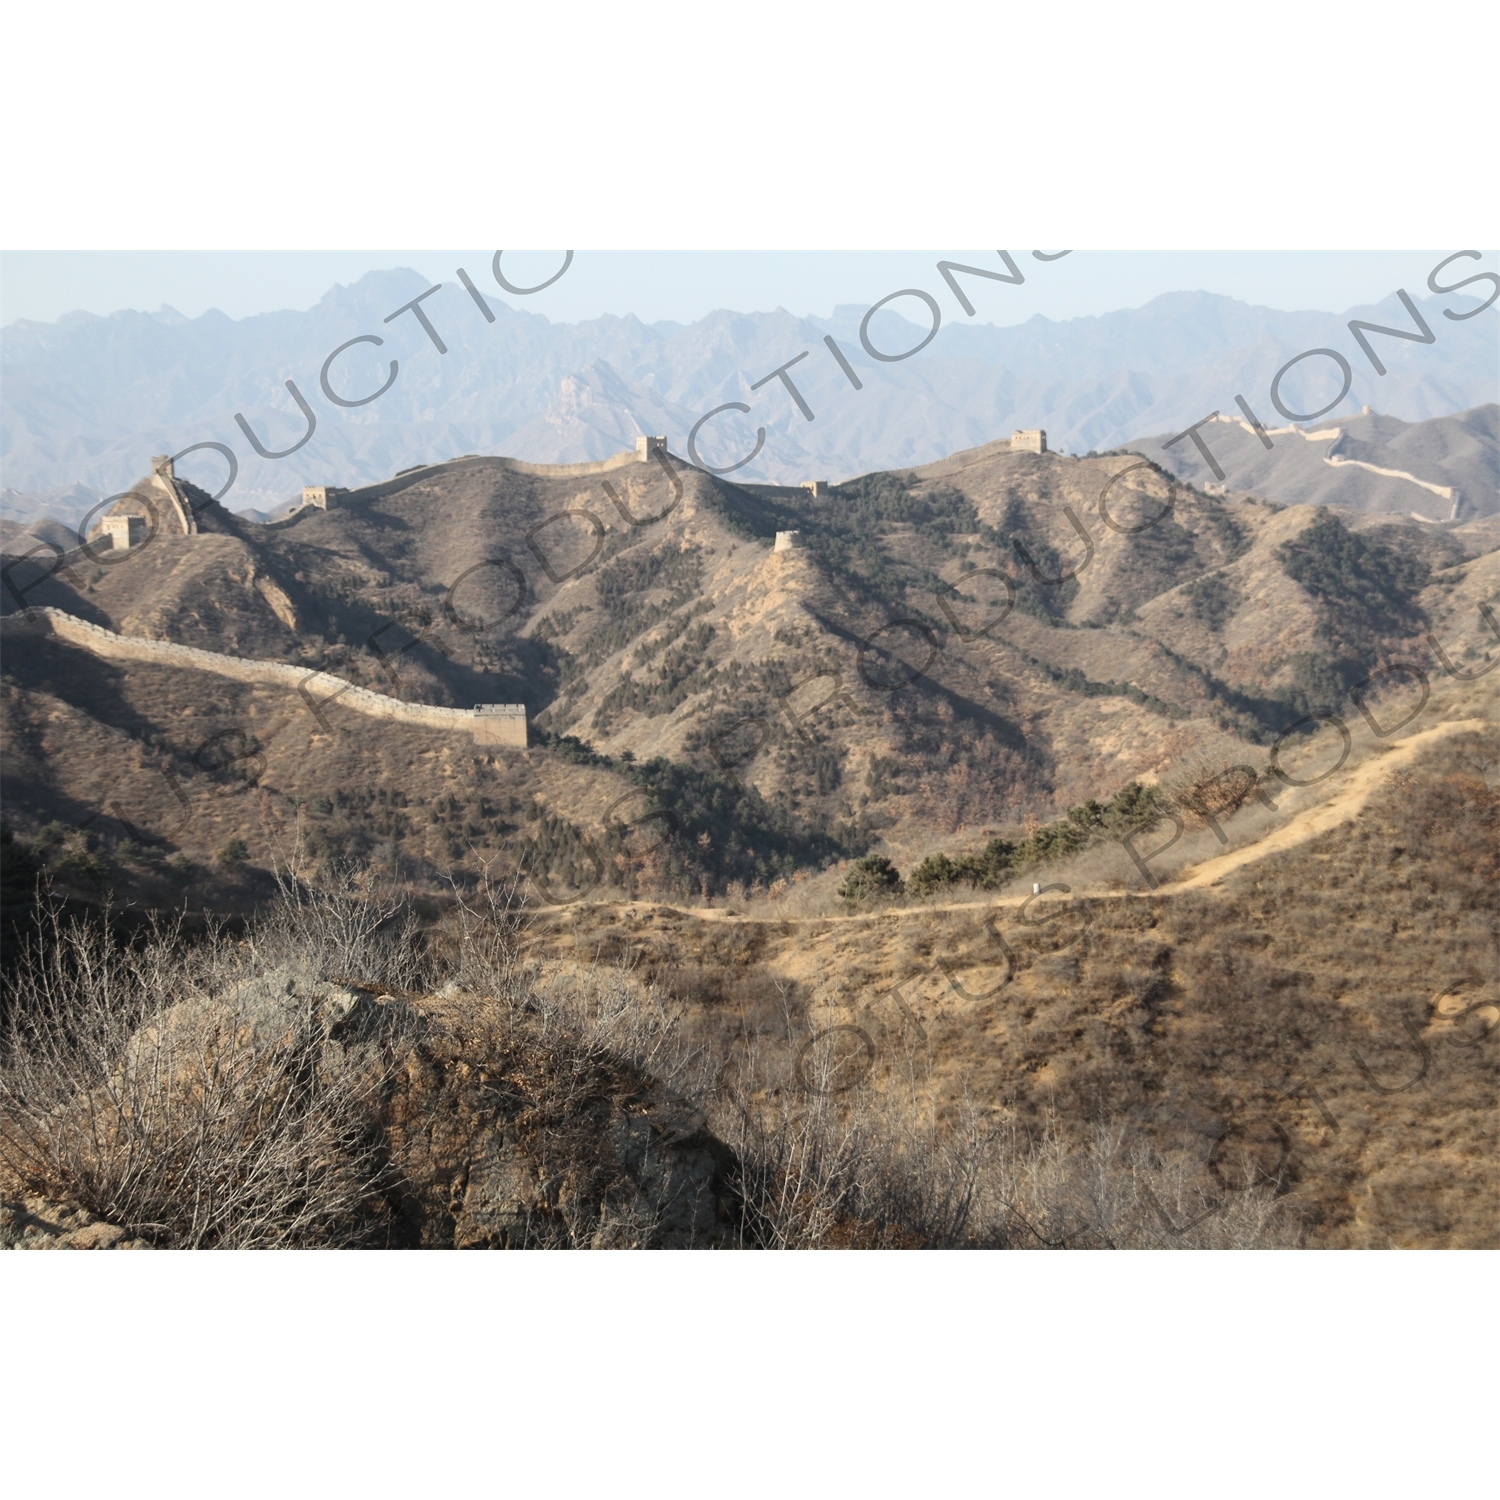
[425,861,534,997]
[0,866,1304,1250]
[975,1117,1300,1249]
[255,854,425,990]
[718,1087,1299,1248]
[428,864,714,1114]
[0,903,414,1247]
[700,984,1300,1248]
[705,999,993,1247]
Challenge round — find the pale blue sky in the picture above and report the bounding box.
[1,251,1478,329]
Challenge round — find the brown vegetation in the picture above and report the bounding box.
[2,859,1305,1249]
[3,440,1495,1250]
[534,727,1499,1248]
[6,721,1493,1248]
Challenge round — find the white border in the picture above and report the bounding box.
[1,1251,1492,1493]
[3,1,1497,248]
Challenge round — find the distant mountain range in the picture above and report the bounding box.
[2,267,1495,520]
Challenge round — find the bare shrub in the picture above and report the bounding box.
[975,1117,1301,1249]
[0,863,1307,1250]
[712,1061,1300,1249]
[0,905,414,1247]
[705,997,1000,1248]
[255,855,426,990]
[427,864,714,1113]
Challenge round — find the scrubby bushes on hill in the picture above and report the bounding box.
[552,542,711,678]
[1275,509,1432,717]
[905,782,1168,897]
[1186,571,1239,631]
[838,855,904,904]
[532,732,845,899]
[0,863,1301,1249]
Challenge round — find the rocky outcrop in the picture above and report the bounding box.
[0,1197,150,1250]
[3,966,746,1250]
[249,568,300,631]
[380,985,743,1249]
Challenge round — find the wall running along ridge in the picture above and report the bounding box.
[1207,412,1458,513]
[2,608,528,748]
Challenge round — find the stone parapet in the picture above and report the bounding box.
[2,608,526,749]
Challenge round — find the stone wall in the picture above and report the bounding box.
[471,713,530,748]
[3,608,527,749]
[149,455,198,535]
[339,450,650,505]
[265,450,684,527]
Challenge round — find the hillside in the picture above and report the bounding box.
[6,628,1493,1251]
[4,433,1495,910]
[2,429,1496,1252]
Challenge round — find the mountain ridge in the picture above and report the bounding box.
[1133,402,1498,521]
[4,432,1494,911]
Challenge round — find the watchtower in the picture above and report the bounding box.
[301,486,347,509]
[1010,429,1047,455]
[102,514,148,551]
[801,480,828,499]
[636,435,668,462]
[471,703,529,748]
[774,531,802,552]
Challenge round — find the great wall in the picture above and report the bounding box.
[7,441,712,751]
[1,607,528,748]
[1208,411,1459,517]
[287,436,674,514]
[4,438,852,757]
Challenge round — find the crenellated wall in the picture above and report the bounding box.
[3,608,528,748]
[149,455,198,536]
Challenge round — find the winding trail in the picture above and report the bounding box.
[531,715,1490,927]
[13,603,1486,926]
[1165,717,1487,891]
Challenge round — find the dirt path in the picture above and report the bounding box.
[1164,716,1488,891]
[533,715,1491,927]
[534,892,1032,926]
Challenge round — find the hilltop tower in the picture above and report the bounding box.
[102,515,148,551]
[637,435,668,462]
[1010,430,1047,455]
[801,480,828,498]
[774,531,802,552]
[97,455,212,546]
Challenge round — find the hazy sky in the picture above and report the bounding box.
[1,250,1479,329]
